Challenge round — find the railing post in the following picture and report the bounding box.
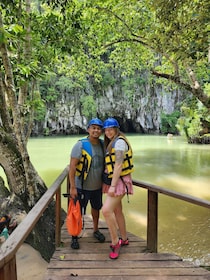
[147,190,158,252]
[0,255,17,280]
[55,187,61,247]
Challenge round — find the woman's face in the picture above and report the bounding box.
[104,127,117,140]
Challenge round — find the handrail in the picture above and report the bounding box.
[132,179,210,253]
[133,179,210,208]
[0,166,210,279]
[0,165,69,280]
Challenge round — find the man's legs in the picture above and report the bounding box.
[91,208,99,232]
[90,189,105,242]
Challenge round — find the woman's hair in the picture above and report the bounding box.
[104,128,131,154]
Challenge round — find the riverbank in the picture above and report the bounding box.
[17,243,48,280]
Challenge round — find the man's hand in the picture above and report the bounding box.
[70,187,78,199]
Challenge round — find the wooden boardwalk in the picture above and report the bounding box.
[44,216,210,280]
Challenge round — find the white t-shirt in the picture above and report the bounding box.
[115,138,128,152]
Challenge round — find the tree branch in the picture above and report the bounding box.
[0,74,13,132]
[104,37,148,48]
[151,70,210,108]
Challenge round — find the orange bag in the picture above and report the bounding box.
[66,198,82,236]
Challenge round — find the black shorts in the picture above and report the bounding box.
[77,188,103,215]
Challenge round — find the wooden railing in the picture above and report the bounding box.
[134,180,210,253]
[0,165,210,279]
[0,166,69,280]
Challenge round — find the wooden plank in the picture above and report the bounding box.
[44,275,210,280]
[59,243,148,251]
[51,252,182,261]
[45,216,210,280]
[45,267,210,277]
[47,260,195,269]
[61,226,145,240]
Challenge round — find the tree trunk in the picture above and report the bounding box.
[0,128,60,261]
[0,10,61,260]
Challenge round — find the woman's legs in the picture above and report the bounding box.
[114,199,127,241]
[102,194,124,245]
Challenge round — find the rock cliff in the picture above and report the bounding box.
[32,79,185,135]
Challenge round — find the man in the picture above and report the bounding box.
[69,118,105,249]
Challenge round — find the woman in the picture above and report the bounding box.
[102,118,134,259]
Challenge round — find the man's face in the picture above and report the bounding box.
[88,125,102,138]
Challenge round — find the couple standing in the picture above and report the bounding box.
[69,117,134,259]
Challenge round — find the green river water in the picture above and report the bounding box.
[2,135,210,266]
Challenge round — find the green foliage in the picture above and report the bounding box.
[32,98,46,122]
[121,75,146,108]
[75,0,210,108]
[100,69,116,87]
[1,0,209,141]
[80,95,97,120]
[20,90,46,121]
[160,111,180,134]
[55,76,80,92]
[204,83,210,96]
[39,70,87,106]
[176,99,209,138]
[147,0,209,62]
[40,72,60,103]
[43,127,50,136]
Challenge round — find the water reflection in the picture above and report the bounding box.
[132,135,210,199]
[122,135,210,265]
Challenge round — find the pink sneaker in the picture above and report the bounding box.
[109,240,121,259]
[119,238,129,246]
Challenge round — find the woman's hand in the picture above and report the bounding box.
[108,186,115,197]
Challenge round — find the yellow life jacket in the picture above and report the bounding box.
[105,136,134,177]
[75,138,103,181]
